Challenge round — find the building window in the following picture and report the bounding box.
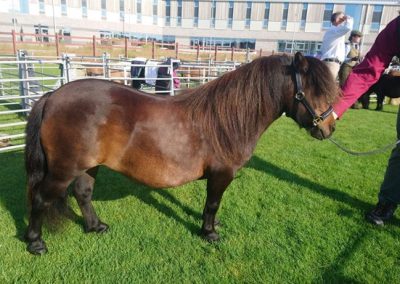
[165,0,171,26]
[153,0,158,25]
[190,36,256,49]
[177,0,182,26]
[137,0,142,23]
[371,5,383,31]
[322,3,334,29]
[39,0,45,14]
[278,40,322,55]
[19,0,29,14]
[101,0,106,19]
[245,1,252,29]
[61,0,67,16]
[228,1,234,28]
[300,3,308,29]
[281,3,288,30]
[193,0,199,27]
[34,24,49,42]
[345,4,362,31]
[119,0,125,22]
[210,0,216,28]
[263,2,270,29]
[81,0,87,18]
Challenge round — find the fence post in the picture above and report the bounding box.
[17,50,29,110]
[259,48,262,57]
[124,37,128,58]
[214,45,218,61]
[61,54,71,83]
[103,52,109,80]
[55,34,60,57]
[152,41,155,59]
[196,44,200,61]
[170,60,174,96]
[12,30,17,55]
[231,47,234,61]
[246,48,250,62]
[175,42,179,59]
[92,35,96,57]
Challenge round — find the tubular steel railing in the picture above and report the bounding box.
[0,52,239,152]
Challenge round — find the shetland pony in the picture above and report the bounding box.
[24,52,337,254]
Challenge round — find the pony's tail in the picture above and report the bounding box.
[25,92,52,206]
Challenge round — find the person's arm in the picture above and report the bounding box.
[331,17,353,37]
[334,16,400,118]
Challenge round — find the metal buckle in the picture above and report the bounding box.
[295,91,305,101]
[313,117,322,126]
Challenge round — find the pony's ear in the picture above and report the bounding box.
[293,52,309,73]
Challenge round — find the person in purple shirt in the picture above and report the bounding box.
[333,15,400,225]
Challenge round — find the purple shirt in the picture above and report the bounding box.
[334,16,400,117]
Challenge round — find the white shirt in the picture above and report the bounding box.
[320,17,353,62]
[145,60,159,85]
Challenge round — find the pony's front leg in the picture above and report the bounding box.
[201,169,234,242]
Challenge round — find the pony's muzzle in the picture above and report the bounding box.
[309,117,336,140]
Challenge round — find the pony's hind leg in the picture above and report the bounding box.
[72,167,108,233]
[25,174,72,255]
[201,169,234,242]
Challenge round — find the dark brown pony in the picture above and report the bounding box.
[24,52,338,255]
[359,69,400,110]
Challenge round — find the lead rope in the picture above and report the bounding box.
[328,138,400,156]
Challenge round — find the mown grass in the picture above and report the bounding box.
[0,105,400,283]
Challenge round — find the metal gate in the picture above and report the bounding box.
[0,52,239,152]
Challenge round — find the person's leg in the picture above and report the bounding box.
[379,106,400,203]
[366,106,400,225]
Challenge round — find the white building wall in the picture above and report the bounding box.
[215,20,227,30]
[0,0,398,54]
[250,21,262,30]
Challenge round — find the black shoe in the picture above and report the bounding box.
[366,201,397,226]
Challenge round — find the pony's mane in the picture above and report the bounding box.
[302,56,339,104]
[176,54,336,164]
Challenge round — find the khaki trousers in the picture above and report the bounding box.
[323,61,340,82]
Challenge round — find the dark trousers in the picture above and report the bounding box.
[379,106,400,204]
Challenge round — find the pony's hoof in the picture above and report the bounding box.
[96,222,109,233]
[86,222,109,234]
[27,240,48,255]
[202,231,220,242]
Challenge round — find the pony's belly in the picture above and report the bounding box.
[117,160,204,188]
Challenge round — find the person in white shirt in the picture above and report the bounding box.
[320,12,354,80]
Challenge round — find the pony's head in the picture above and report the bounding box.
[287,52,338,140]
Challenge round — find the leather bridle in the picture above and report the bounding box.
[294,70,333,127]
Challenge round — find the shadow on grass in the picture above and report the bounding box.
[246,155,400,228]
[362,108,398,115]
[246,155,400,282]
[89,168,203,235]
[0,151,27,240]
[0,151,204,242]
[246,155,372,210]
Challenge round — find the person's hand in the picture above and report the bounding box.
[343,15,352,21]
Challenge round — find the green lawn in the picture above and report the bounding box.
[0,105,399,283]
